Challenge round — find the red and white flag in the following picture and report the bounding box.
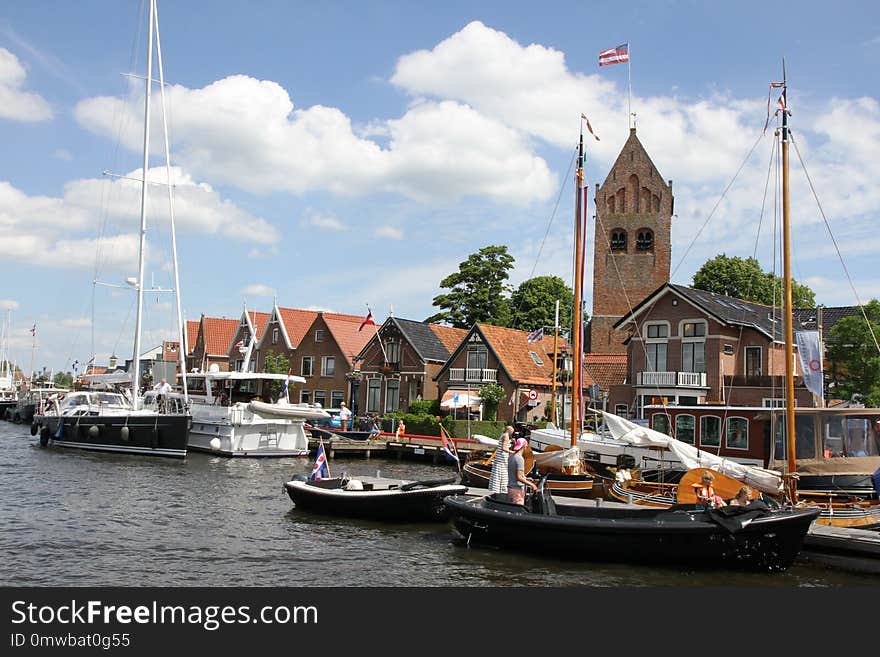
[599,44,629,67]
[777,89,786,111]
[581,114,600,141]
[358,311,375,332]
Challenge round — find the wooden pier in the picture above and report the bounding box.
[309,432,493,464]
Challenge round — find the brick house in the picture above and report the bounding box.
[354,317,467,416]
[226,308,271,372]
[186,315,239,372]
[254,305,319,372]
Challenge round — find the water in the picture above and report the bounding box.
[0,421,874,587]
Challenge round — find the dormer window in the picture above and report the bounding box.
[610,229,627,252]
[636,229,654,252]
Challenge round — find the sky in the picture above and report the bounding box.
[1,0,878,375]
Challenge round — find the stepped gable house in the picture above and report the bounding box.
[590,127,673,354]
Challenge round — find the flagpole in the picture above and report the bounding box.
[29,326,36,388]
[627,43,633,129]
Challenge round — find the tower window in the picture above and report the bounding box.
[610,230,627,252]
[636,229,654,251]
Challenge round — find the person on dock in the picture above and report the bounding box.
[395,418,407,443]
[693,471,726,509]
[368,414,381,440]
[507,437,537,504]
[488,425,513,494]
[339,402,352,431]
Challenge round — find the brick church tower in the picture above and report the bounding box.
[589,128,673,353]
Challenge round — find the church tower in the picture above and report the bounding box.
[589,128,673,353]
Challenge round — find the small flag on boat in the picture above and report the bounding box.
[29,323,36,336]
[527,327,544,343]
[310,439,330,480]
[581,114,600,141]
[763,82,786,133]
[278,367,292,402]
[777,89,786,111]
[439,426,459,464]
[358,311,375,332]
[599,44,629,66]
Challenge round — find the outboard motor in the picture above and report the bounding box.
[529,475,557,515]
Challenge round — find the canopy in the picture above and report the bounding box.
[598,410,784,495]
[440,390,481,409]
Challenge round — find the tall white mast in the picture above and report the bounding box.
[131,0,155,409]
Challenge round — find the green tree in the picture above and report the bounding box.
[692,254,815,308]
[53,371,74,389]
[478,383,505,421]
[263,354,291,400]
[425,245,514,328]
[825,300,880,405]
[508,275,576,333]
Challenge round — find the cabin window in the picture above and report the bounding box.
[301,357,313,377]
[700,416,721,447]
[726,417,749,450]
[385,379,400,412]
[300,390,311,404]
[367,379,381,413]
[610,229,627,252]
[331,390,345,408]
[528,351,544,366]
[821,415,880,458]
[313,390,326,408]
[675,414,695,444]
[652,413,670,436]
[272,328,279,345]
[314,330,324,343]
[635,229,654,252]
[745,346,762,377]
[321,356,335,377]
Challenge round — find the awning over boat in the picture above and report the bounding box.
[440,390,481,409]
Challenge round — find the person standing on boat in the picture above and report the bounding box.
[153,378,172,414]
[507,437,537,504]
[339,402,352,431]
[488,425,514,494]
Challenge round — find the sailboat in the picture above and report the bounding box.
[33,0,190,458]
[443,115,821,572]
[0,311,19,419]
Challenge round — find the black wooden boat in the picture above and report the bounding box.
[284,474,467,522]
[445,481,820,571]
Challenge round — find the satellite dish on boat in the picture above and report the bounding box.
[208,364,220,373]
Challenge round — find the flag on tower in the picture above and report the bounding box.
[599,44,629,66]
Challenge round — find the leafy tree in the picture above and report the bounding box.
[53,371,74,389]
[478,383,505,421]
[825,300,880,405]
[425,245,514,328]
[263,354,291,400]
[692,254,815,308]
[508,276,576,333]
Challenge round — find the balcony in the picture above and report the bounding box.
[449,368,497,383]
[636,371,707,388]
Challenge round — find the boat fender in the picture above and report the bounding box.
[120,426,130,441]
[39,426,50,447]
[88,425,100,438]
[30,422,38,436]
[344,479,364,491]
[292,474,309,483]
[209,437,221,451]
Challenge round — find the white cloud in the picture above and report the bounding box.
[303,209,347,232]
[60,318,91,328]
[0,48,52,122]
[375,225,403,240]
[241,284,275,297]
[0,299,19,310]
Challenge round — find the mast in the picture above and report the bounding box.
[780,63,797,501]
[571,131,586,448]
[131,0,155,409]
[550,299,560,426]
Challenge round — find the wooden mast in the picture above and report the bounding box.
[571,131,585,449]
[550,299,559,425]
[780,63,798,502]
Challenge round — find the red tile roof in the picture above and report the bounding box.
[277,307,319,348]
[248,311,271,341]
[323,314,379,366]
[429,324,469,355]
[583,353,628,390]
[202,317,239,356]
[185,320,199,355]
[477,324,561,386]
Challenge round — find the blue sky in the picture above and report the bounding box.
[1,0,878,374]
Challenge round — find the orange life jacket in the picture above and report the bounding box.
[693,483,716,507]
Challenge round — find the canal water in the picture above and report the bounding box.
[0,421,875,587]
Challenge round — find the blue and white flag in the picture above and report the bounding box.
[278,367,292,403]
[310,441,330,480]
[527,327,544,343]
[795,330,824,399]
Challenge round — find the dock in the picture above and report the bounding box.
[798,523,880,575]
[309,432,494,464]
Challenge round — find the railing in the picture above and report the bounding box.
[637,371,707,387]
[448,368,497,383]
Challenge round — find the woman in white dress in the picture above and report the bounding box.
[488,425,514,493]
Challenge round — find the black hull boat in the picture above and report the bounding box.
[462,460,595,499]
[284,474,467,522]
[445,488,820,572]
[35,414,189,459]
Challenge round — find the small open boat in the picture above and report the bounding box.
[445,479,820,571]
[284,474,467,522]
[247,399,330,421]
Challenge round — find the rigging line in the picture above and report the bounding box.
[670,129,768,280]
[790,131,880,355]
[529,145,577,280]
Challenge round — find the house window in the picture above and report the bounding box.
[700,416,721,447]
[385,379,400,412]
[235,359,244,372]
[636,228,654,251]
[321,356,335,377]
[680,321,706,373]
[367,379,381,413]
[614,404,629,418]
[675,414,695,444]
[300,390,311,404]
[313,390,326,408]
[528,351,544,366]
[745,346,762,377]
[652,413,670,436]
[272,328,279,344]
[315,330,324,343]
[301,356,313,377]
[385,340,400,363]
[467,346,487,370]
[610,229,627,252]
[726,417,749,450]
[644,323,668,372]
[331,390,344,408]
